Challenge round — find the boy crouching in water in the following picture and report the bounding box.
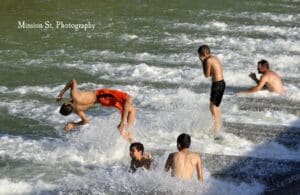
[129,142,152,172]
[165,133,204,182]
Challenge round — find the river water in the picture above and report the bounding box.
[0,0,299,194]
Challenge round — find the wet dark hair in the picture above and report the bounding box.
[130,142,144,154]
[258,59,269,69]
[59,103,73,116]
[177,133,191,149]
[198,45,211,55]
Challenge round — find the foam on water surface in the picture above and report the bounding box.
[0,124,267,194]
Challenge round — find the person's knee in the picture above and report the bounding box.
[127,96,133,104]
[210,102,216,110]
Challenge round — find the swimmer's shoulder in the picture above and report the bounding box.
[206,56,221,68]
[167,152,177,162]
[190,152,202,162]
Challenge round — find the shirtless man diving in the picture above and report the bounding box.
[239,59,284,94]
[198,45,226,138]
[56,79,136,142]
[165,133,204,182]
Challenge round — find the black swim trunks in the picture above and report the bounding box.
[210,80,225,107]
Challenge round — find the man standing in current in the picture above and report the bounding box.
[198,45,225,138]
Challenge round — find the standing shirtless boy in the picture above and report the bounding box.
[198,45,225,138]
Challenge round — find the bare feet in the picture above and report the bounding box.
[119,129,134,143]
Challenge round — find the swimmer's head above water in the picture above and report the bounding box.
[257,59,269,74]
[177,133,191,150]
[130,142,144,160]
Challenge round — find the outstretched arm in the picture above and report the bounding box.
[239,76,267,94]
[164,153,173,172]
[56,79,77,101]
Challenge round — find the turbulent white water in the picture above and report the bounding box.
[0,82,299,193]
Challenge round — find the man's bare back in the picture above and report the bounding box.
[165,133,204,182]
[71,89,97,112]
[165,150,203,181]
[262,70,284,93]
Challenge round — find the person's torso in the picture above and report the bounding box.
[264,71,284,93]
[172,152,196,179]
[208,57,224,82]
[71,90,97,111]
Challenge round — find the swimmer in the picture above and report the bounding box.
[129,142,152,172]
[165,133,204,182]
[56,79,136,142]
[198,45,226,137]
[239,59,284,94]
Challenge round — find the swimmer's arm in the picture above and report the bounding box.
[239,76,267,94]
[196,155,204,182]
[64,111,89,131]
[164,153,173,172]
[202,61,212,78]
[56,79,78,101]
[76,110,89,125]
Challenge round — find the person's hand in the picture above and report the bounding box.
[143,152,152,159]
[56,95,62,102]
[249,72,257,80]
[64,122,75,132]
